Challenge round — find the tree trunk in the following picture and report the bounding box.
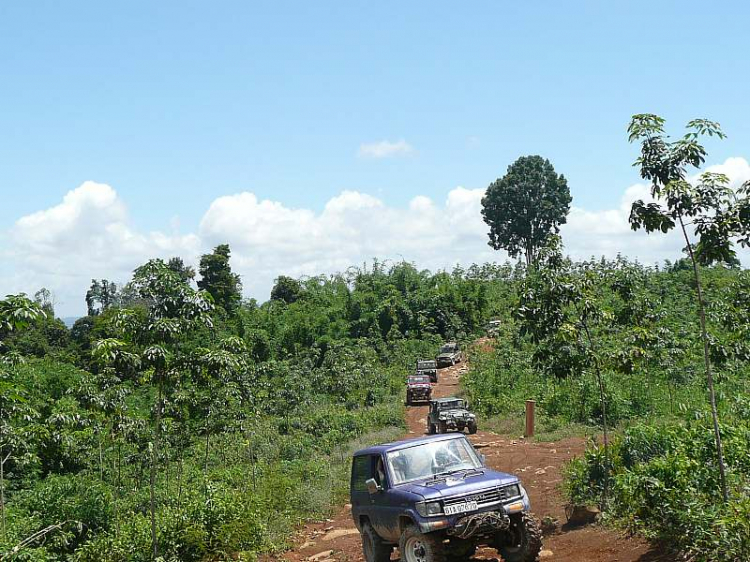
[678,216,729,502]
[177,456,184,510]
[204,430,210,474]
[150,380,163,559]
[581,319,610,506]
[1,450,6,540]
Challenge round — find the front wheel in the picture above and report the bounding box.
[468,422,477,435]
[427,423,436,435]
[399,525,446,562]
[361,522,391,562]
[495,512,542,562]
[438,421,447,434]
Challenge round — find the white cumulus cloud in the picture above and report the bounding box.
[562,157,750,264]
[357,139,414,159]
[3,156,749,316]
[6,181,199,314]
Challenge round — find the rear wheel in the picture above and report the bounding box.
[468,422,478,435]
[496,512,542,562]
[361,522,391,562]
[438,421,447,434]
[399,525,446,562]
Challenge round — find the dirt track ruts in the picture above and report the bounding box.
[275,341,668,562]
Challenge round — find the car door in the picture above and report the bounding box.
[352,454,394,540]
[368,454,397,540]
[350,454,373,530]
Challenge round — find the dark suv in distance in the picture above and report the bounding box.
[427,397,477,435]
[350,433,541,562]
[416,359,438,383]
[436,342,463,368]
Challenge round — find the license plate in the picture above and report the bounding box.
[444,501,478,516]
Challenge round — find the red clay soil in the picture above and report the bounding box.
[271,345,668,562]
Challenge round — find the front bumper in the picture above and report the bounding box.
[448,510,510,539]
[441,418,473,429]
[408,390,431,401]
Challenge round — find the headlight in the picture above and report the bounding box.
[439,415,447,420]
[416,501,443,517]
[505,484,521,498]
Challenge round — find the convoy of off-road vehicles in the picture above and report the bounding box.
[352,340,542,562]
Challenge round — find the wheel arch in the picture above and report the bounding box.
[398,514,416,534]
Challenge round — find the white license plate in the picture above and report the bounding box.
[444,501,478,516]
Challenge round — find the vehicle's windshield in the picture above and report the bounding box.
[439,400,464,410]
[408,376,431,384]
[386,438,482,485]
[440,344,456,353]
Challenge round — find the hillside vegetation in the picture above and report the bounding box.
[0,259,500,561]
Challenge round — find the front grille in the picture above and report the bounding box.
[443,485,520,509]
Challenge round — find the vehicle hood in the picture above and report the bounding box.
[399,470,519,501]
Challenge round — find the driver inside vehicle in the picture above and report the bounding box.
[432,439,476,475]
[375,457,386,486]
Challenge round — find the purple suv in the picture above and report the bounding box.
[351,433,542,562]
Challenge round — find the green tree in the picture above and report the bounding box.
[270,275,303,304]
[627,113,750,501]
[198,244,242,312]
[0,295,45,540]
[167,256,196,283]
[94,260,214,558]
[481,155,572,266]
[85,280,119,316]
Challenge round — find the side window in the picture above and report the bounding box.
[352,455,372,492]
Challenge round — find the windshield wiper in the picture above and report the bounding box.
[460,468,485,479]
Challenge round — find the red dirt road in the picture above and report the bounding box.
[275,353,667,562]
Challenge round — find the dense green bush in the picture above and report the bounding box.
[565,416,750,561]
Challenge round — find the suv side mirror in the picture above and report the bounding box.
[365,478,382,495]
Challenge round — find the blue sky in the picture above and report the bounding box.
[1,1,749,316]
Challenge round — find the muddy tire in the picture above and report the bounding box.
[428,423,435,435]
[496,512,542,562]
[438,421,447,434]
[361,522,391,562]
[399,525,446,562]
[468,422,478,435]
